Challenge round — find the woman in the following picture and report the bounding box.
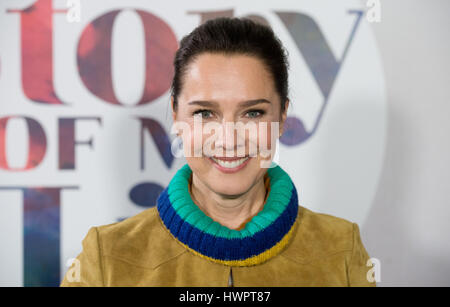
[61,17,375,287]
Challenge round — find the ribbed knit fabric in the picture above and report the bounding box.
[156,162,299,267]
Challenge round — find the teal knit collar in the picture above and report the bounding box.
[156,162,299,266]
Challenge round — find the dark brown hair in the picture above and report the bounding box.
[170,17,290,114]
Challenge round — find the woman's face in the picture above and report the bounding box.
[172,53,288,197]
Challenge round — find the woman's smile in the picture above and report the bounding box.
[209,156,251,173]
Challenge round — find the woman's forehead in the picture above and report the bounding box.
[179,53,276,104]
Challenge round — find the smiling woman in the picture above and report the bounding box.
[60,17,376,287]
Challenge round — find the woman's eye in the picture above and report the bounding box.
[193,109,265,119]
[246,110,265,118]
[193,109,212,119]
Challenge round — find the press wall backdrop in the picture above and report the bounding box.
[0,0,448,286]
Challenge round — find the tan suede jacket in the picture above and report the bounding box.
[60,205,376,287]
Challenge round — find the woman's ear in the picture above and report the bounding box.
[171,96,182,137]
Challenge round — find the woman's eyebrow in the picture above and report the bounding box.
[188,99,271,108]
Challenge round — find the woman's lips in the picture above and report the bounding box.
[212,156,249,161]
[208,156,251,173]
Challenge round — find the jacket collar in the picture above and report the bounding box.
[156,162,299,267]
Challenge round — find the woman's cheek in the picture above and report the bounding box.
[185,122,204,158]
[257,120,279,168]
[258,121,273,154]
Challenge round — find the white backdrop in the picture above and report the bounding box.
[360,0,450,286]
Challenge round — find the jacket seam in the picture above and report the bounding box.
[95,227,106,286]
[281,248,353,266]
[152,250,188,270]
[102,250,188,270]
[101,254,155,270]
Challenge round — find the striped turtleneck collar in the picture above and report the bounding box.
[156,162,299,267]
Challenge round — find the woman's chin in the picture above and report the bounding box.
[209,184,249,198]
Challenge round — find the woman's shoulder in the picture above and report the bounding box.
[298,205,355,235]
[96,206,161,237]
[89,207,187,269]
[283,205,359,263]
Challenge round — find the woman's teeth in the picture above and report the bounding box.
[211,157,249,168]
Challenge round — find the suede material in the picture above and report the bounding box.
[61,206,376,287]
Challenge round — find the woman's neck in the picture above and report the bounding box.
[189,173,268,230]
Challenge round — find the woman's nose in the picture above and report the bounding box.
[214,120,246,155]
